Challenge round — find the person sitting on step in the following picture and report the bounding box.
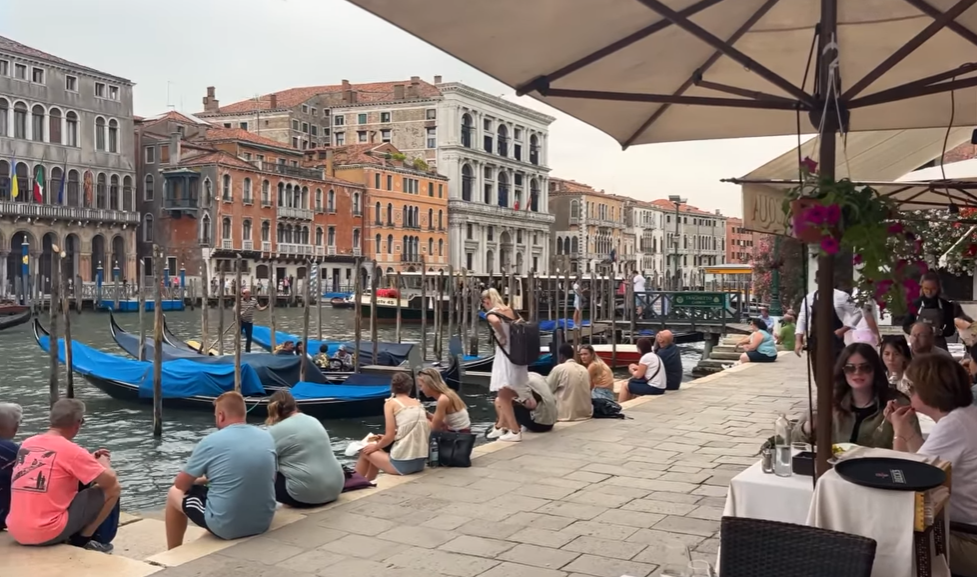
[618,337,666,402]
[578,345,615,401]
[417,368,471,433]
[164,391,277,549]
[547,343,593,421]
[355,373,430,479]
[0,402,23,532]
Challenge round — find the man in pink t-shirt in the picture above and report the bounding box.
[7,399,121,553]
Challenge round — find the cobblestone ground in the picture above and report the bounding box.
[154,355,810,577]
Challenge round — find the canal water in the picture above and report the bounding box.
[1,307,703,510]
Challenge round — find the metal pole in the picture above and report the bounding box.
[217,264,225,355]
[353,258,363,372]
[420,259,428,361]
[370,260,378,367]
[138,260,146,361]
[234,256,243,391]
[769,235,783,316]
[48,245,60,406]
[61,255,74,398]
[395,271,403,343]
[152,245,164,437]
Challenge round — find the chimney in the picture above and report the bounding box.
[407,76,420,98]
[434,75,442,84]
[342,79,352,104]
[324,149,335,178]
[269,94,278,109]
[169,132,181,165]
[202,86,219,113]
[393,84,405,100]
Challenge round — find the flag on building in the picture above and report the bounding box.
[57,160,67,204]
[33,165,44,203]
[9,157,18,199]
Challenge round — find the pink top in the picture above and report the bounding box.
[7,433,105,544]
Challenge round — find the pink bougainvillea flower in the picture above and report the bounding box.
[902,278,921,297]
[824,204,841,226]
[967,243,977,258]
[875,279,894,298]
[916,261,929,275]
[876,299,887,313]
[909,303,919,316]
[820,236,840,255]
[803,205,828,226]
[914,239,924,254]
[887,223,904,235]
[895,259,908,272]
[800,156,818,173]
[853,254,864,265]
[905,231,916,241]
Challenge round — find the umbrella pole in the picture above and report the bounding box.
[814,0,839,480]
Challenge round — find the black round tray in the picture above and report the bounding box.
[834,457,946,492]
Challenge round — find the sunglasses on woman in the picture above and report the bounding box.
[843,362,873,375]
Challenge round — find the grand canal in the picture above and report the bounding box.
[1,306,703,510]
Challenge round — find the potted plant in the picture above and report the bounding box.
[782,157,925,316]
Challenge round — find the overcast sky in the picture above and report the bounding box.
[2,0,806,217]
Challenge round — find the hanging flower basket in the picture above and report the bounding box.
[782,157,924,316]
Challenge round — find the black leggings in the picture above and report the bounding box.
[274,473,332,509]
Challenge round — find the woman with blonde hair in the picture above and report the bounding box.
[482,287,530,442]
[266,390,344,508]
[417,368,471,433]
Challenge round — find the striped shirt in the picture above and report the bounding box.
[240,297,259,323]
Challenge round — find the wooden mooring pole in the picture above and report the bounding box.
[301,260,312,382]
[370,260,379,366]
[138,260,146,361]
[394,271,403,343]
[61,253,74,398]
[420,259,428,361]
[48,246,60,406]
[269,262,277,351]
[234,256,243,391]
[200,262,209,353]
[152,245,164,437]
[353,258,363,372]
[316,261,323,343]
[217,264,225,355]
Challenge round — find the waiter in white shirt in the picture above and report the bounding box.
[794,271,863,379]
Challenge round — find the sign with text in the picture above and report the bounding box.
[742,183,789,236]
[672,292,727,308]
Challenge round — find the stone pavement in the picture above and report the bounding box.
[142,353,809,577]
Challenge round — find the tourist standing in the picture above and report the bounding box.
[164,392,277,549]
[266,391,344,508]
[903,271,972,351]
[483,288,530,442]
[794,271,863,379]
[633,270,647,318]
[572,275,583,330]
[775,314,796,351]
[547,343,593,421]
[758,306,774,332]
[239,288,266,353]
[6,399,121,553]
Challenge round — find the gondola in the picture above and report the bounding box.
[329,296,355,309]
[33,319,393,419]
[0,309,32,331]
[0,303,28,316]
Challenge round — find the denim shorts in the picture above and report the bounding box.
[592,387,615,401]
[626,378,665,396]
[390,457,426,475]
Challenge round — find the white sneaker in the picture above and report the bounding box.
[520,425,528,433]
[486,426,506,439]
[499,431,522,442]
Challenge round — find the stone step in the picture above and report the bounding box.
[712,345,738,353]
[1,531,161,577]
[709,351,741,361]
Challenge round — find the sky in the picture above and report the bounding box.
[1,0,806,217]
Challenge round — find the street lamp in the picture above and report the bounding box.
[667,195,686,291]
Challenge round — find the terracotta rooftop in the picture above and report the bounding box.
[205,80,442,115]
[0,35,130,83]
[142,110,210,127]
[549,177,608,196]
[179,149,257,171]
[199,127,298,152]
[648,198,724,217]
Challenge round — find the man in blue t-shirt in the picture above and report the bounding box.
[164,392,277,549]
[0,402,22,531]
[655,331,684,391]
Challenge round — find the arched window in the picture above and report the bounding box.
[261,220,270,242]
[497,171,509,208]
[243,219,252,242]
[96,173,107,208]
[461,113,473,147]
[386,203,393,225]
[143,214,154,242]
[48,107,62,144]
[108,119,119,153]
[461,164,473,201]
[570,200,579,218]
[428,237,433,256]
[530,134,540,165]
[284,184,293,208]
[402,205,409,228]
[65,111,78,146]
[375,234,381,254]
[222,174,231,201]
[67,169,79,206]
[109,174,119,210]
[222,217,232,241]
[327,189,335,212]
[123,175,133,211]
[0,98,7,136]
[327,226,335,247]
[571,237,579,254]
[203,178,212,206]
[530,178,539,212]
[201,213,212,245]
[353,192,360,214]
[13,102,27,139]
[316,189,322,211]
[315,227,323,246]
[438,210,443,230]
[95,116,106,150]
[387,234,393,254]
[301,186,308,209]
[243,178,252,203]
[428,208,433,230]
[51,166,63,205]
[277,223,284,243]
[497,124,509,157]
[352,229,360,248]
[14,162,27,202]
[374,201,381,224]
[438,238,444,256]
[31,105,44,142]
[276,182,284,207]
[262,180,270,205]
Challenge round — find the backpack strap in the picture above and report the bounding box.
[486,311,517,363]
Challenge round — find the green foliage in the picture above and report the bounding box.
[412,157,429,171]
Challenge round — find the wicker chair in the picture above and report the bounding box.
[720,517,877,577]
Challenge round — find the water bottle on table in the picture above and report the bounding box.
[774,414,793,477]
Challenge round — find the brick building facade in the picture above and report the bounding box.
[725,217,757,264]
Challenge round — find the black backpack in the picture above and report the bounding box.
[488,311,541,366]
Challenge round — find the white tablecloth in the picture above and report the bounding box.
[722,461,814,524]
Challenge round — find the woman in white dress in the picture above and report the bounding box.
[483,288,530,442]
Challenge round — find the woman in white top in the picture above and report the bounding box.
[483,288,530,443]
[618,337,665,403]
[417,367,471,433]
[888,354,977,577]
[355,373,430,480]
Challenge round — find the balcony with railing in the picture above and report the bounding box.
[315,246,325,256]
[0,201,140,225]
[278,206,314,220]
[163,194,199,212]
[262,241,272,252]
[327,246,337,256]
[243,240,254,251]
[352,208,362,217]
[401,253,422,263]
[221,239,232,250]
[353,247,362,256]
[251,161,323,180]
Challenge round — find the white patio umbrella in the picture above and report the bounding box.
[349,0,977,476]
